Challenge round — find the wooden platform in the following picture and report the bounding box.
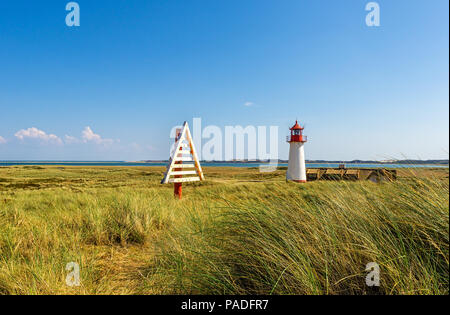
[306,168,397,182]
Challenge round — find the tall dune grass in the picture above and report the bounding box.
[0,166,448,294]
[154,178,449,295]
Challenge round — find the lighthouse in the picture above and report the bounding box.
[286,121,307,183]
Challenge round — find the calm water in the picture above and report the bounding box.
[0,161,447,169]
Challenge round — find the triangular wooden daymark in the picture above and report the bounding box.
[161,121,205,184]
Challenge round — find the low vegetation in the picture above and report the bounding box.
[0,166,448,294]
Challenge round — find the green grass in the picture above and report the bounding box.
[0,166,448,295]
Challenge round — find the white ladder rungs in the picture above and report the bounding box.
[168,177,200,183]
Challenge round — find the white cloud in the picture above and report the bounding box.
[64,135,80,144]
[15,127,63,145]
[11,127,118,147]
[82,126,114,145]
[244,102,254,107]
[0,136,6,144]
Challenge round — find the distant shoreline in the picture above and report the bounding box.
[0,160,448,169]
[1,159,448,166]
[140,159,449,166]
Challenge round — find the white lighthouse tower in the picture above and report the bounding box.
[286,121,307,183]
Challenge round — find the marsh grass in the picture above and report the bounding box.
[152,171,449,295]
[0,166,448,294]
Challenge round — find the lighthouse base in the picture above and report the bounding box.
[286,142,307,183]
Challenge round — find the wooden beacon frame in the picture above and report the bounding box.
[161,121,205,186]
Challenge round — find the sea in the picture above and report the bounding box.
[0,161,448,169]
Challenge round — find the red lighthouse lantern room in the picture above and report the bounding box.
[288,121,307,143]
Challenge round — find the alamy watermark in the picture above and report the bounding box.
[365,262,380,287]
[169,118,280,173]
[63,3,380,30]
[66,2,80,27]
[66,262,81,287]
[365,2,380,27]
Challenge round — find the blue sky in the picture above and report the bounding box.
[0,0,448,161]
